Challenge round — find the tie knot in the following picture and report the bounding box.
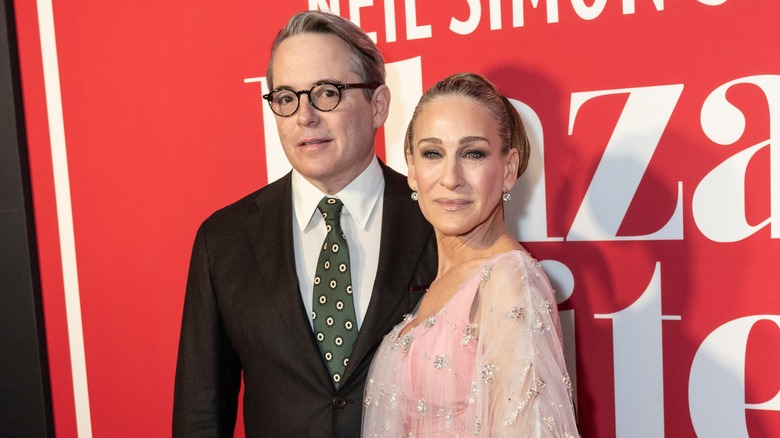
[318,197,343,222]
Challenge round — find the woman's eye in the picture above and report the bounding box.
[463,149,486,159]
[421,150,441,159]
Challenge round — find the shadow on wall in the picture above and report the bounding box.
[479,63,759,436]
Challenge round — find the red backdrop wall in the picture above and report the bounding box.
[13,0,780,436]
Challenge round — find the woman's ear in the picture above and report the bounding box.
[503,148,520,192]
[406,150,417,190]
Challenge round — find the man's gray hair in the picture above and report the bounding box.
[266,10,386,100]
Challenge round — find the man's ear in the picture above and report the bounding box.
[371,85,391,129]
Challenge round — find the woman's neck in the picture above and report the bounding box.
[434,214,520,278]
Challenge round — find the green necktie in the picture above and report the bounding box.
[312,197,358,387]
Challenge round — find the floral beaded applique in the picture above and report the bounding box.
[505,306,525,319]
[481,265,493,283]
[417,399,427,416]
[461,324,477,346]
[433,355,449,369]
[481,364,496,383]
[401,335,413,353]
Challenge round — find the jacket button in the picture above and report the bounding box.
[333,397,347,409]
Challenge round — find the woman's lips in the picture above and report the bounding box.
[434,198,471,211]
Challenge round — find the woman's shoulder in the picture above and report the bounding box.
[476,249,553,301]
[482,248,539,274]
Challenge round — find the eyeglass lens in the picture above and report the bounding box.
[269,83,341,116]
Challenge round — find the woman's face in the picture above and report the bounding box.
[407,95,518,237]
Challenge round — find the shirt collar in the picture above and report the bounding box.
[292,156,385,232]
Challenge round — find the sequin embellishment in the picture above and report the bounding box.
[533,321,551,334]
[481,266,493,283]
[505,307,525,319]
[467,381,479,403]
[473,418,482,436]
[401,335,412,353]
[563,373,573,394]
[482,364,496,383]
[461,324,477,346]
[433,355,449,369]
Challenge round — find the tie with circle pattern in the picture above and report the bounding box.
[312,197,357,387]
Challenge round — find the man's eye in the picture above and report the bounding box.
[274,92,295,105]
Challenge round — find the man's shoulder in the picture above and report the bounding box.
[378,161,415,202]
[201,175,291,229]
[379,162,406,186]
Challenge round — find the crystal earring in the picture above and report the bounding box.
[502,191,511,202]
[411,191,419,201]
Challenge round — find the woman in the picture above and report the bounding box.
[363,73,579,437]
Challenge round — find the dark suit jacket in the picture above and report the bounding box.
[173,163,438,437]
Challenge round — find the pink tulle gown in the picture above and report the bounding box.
[363,251,579,437]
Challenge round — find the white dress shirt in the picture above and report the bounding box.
[292,156,384,330]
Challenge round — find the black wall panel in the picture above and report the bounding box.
[0,1,54,436]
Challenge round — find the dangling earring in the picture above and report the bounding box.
[502,191,511,202]
[411,191,419,201]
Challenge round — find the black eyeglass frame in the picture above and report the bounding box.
[262,82,380,117]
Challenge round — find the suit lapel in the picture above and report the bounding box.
[342,163,436,383]
[241,167,435,390]
[242,174,333,389]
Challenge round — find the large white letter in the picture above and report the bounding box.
[595,262,678,437]
[383,57,424,173]
[405,0,432,40]
[384,0,398,42]
[489,0,502,30]
[571,0,607,20]
[567,85,684,241]
[505,100,563,242]
[309,0,339,15]
[513,0,560,27]
[622,0,664,14]
[694,75,780,242]
[349,0,377,43]
[697,0,728,5]
[689,315,780,437]
[255,77,288,183]
[450,0,481,35]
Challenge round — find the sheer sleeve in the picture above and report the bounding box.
[362,251,579,437]
[472,251,578,437]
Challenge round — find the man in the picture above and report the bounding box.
[173,10,437,437]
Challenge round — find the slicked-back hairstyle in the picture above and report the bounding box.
[266,10,386,100]
[404,72,530,177]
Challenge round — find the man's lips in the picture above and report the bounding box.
[298,138,331,146]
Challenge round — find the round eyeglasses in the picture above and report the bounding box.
[262,82,380,117]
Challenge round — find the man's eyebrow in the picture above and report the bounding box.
[274,78,343,89]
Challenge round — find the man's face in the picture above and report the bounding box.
[270,33,389,194]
